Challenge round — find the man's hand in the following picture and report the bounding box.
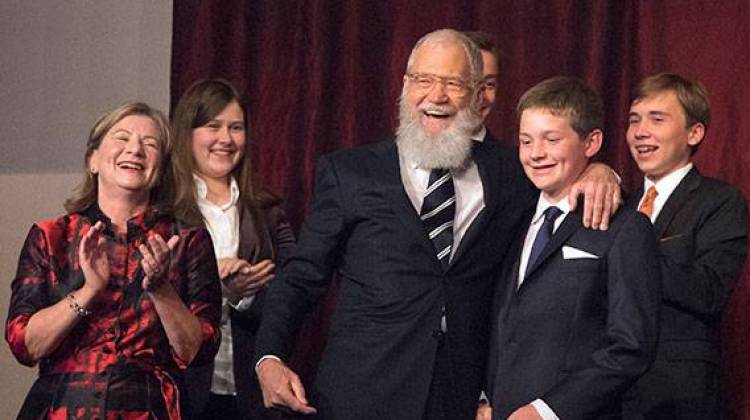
[256,358,317,415]
[508,404,543,420]
[476,401,492,420]
[568,162,621,230]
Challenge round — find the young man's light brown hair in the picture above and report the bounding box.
[634,73,711,130]
[517,76,604,139]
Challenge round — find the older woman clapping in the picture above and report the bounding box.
[5,103,221,419]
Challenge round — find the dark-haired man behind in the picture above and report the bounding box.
[463,31,500,131]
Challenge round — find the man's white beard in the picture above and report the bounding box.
[396,97,481,170]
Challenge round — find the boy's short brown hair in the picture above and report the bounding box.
[517,76,603,139]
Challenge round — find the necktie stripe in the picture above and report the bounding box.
[436,246,452,260]
[420,196,456,220]
[424,172,451,196]
[429,221,454,239]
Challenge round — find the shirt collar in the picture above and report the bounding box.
[471,125,487,142]
[531,194,571,224]
[81,202,160,240]
[643,162,693,198]
[405,159,474,176]
[401,144,478,172]
[193,174,240,210]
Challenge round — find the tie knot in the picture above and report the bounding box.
[429,168,451,184]
[639,186,658,219]
[544,206,563,223]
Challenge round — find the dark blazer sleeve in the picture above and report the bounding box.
[229,205,296,331]
[659,186,748,319]
[268,206,296,266]
[544,213,662,418]
[253,154,348,363]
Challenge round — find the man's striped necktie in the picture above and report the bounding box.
[420,168,456,270]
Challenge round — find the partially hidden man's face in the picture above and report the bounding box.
[626,91,703,182]
[479,50,499,120]
[403,42,474,138]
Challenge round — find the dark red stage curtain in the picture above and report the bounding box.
[171,1,750,417]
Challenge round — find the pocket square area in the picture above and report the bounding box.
[562,245,599,259]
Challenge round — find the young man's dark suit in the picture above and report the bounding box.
[254,138,535,420]
[623,166,748,419]
[488,203,662,419]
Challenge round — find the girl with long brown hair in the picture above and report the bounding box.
[169,79,295,419]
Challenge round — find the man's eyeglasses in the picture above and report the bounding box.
[405,73,475,96]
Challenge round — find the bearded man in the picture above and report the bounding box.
[253,29,620,420]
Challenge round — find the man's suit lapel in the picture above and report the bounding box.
[497,213,531,310]
[653,167,701,238]
[450,141,501,265]
[522,210,582,282]
[374,141,437,254]
[373,139,518,270]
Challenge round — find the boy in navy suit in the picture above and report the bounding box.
[483,77,662,420]
[622,74,748,419]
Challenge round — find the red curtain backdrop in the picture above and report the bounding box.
[171,1,750,417]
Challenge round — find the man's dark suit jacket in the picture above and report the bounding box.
[488,204,662,420]
[623,166,748,419]
[254,139,536,420]
[182,204,295,419]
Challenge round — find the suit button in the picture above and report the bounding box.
[432,329,444,340]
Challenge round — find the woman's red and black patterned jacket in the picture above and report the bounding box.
[5,205,221,419]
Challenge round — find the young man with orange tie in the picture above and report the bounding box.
[622,73,748,420]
